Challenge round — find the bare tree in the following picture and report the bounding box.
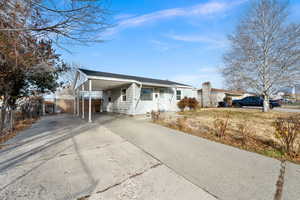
[60,62,80,87]
[0,0,111,44]
[222,0,300,112]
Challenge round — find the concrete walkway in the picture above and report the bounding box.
[274,107,300,113]
[102,115,300,200]
[0,115,215,200]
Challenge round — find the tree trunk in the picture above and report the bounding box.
[0,96,8,135]
[10,109,14,132]
[0,106,7,135]
[263,95,270,112]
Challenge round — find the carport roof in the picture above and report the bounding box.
[79,68,191,87]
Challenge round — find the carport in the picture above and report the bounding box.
[73,69,138,122]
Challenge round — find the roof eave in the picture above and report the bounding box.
[79,69,192,88]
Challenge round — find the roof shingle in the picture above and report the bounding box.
[79,68,191,87]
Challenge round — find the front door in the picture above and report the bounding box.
[154,88,166,112]
[153,89,159,111]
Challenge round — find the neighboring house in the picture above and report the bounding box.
[272,85,300,102]
[198,82,253,107]
[73,68,197,120]
[44,87,76,113]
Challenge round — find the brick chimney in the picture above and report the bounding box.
[202,82,212,107]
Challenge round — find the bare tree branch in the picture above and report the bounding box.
[222,0,300,112]
[0,0,112,45]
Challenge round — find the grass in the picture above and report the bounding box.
[179,108,294,119]
[260,149,284,158]
[154,108,300,164]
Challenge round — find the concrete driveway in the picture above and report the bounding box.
[102,115,300,200]
[0,114,215,200]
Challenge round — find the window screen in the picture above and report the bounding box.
[141,88,153,101]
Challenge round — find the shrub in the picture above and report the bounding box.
[213,113,230,138]
[176,117,188,131]
[151,111,160,122]
[187,98,199,110]
[177,97,189,111]
[237,121,251,146]
[273,115,300,157]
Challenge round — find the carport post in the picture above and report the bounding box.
[73,91,76,116]
[88,79,92,123]
[82,84,85,119]
[76,89,80,117]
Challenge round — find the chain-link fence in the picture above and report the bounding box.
[0,97,43,143]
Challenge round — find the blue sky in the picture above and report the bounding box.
[59,0,300,88]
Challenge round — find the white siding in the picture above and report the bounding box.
[134,86,197,115]
[102,83,197,115]
[102,83,136,115]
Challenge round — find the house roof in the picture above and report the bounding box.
[79,68,191,87]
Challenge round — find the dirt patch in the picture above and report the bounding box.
[154,108,300,164]
[0,118,37,148]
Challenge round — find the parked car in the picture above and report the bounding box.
[232,96,281,109]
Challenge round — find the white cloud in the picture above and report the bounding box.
[118,8,184,27]
[166,34,228,48]
[114,14,136,20]
[105,0,247,36]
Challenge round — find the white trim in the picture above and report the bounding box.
[76,89,80,116]
[142,82,193,89]
[135,82,143,111]
[73,91,76,116]
[176,89,182,101]
[78,70,193,89]
[72,71,79,90]
[88,80,92,123]
[82,84,85,119]
[86,75,138,84]
[74,70,88,90]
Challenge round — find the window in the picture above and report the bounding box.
[176,90,182,100]
[121,88,127,101]
[141,88,153,101]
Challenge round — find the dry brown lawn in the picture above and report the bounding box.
[178,108,297,142]
[156,108,300,164]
